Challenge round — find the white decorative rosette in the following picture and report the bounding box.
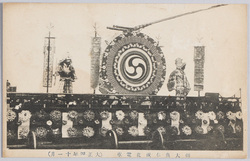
[157,111,166,120]
[67,127,78,137]
[46,120,53,126]
[208,111,218,123]
[129,110,138,120]
[208,111,216,120]
[83,110,95,121]
[236,111,242,120]
[100,111,110,120]
[36,127,48,138]
[7,110,16,122]
[50,110,62,122]
[115,110,125,121]
[18,110,31,122]
[128,126,139,137]
[82,126,95,138]
[182,125,192,136]
[68,110,78,120]
[195,110,204,120]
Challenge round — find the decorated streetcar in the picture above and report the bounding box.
[6,4,243,150]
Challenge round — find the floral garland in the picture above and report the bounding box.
[83,110,95,121]
[7,107,244,140]
[82,126,95,138]
[50,110,62,122]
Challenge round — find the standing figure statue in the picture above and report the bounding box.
[55,57,77,93]
[167,58,191,97]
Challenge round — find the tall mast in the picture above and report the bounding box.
[46,31,51,93]
[43,24,55,93]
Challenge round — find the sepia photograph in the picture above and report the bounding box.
[2,3,247,158]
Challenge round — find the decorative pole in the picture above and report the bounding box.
[43,24,55,93]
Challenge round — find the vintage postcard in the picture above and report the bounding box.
[2,3,247,158]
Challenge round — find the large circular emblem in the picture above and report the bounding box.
[99,32,166,95]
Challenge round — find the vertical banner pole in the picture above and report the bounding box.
[47,32,51,93]
[43,30,55,92]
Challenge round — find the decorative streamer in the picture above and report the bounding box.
[194,46,205,91]
[90,35,101,93]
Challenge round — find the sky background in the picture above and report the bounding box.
[3,3,247,99]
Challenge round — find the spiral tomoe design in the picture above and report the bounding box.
[100,32,166,95]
